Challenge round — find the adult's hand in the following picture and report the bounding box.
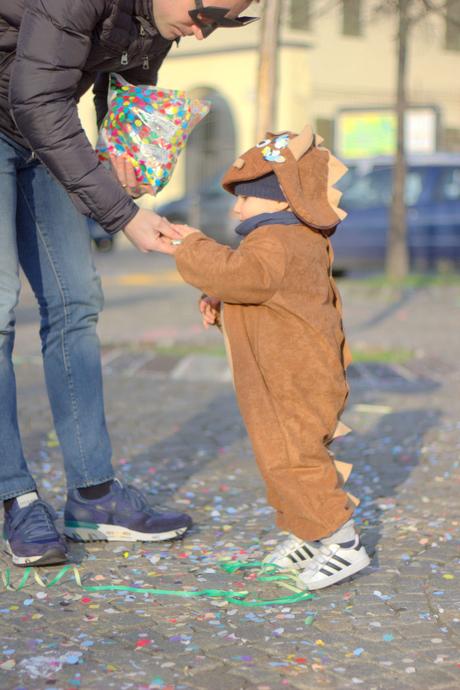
[123,209,181,253]
[110,154,152,198]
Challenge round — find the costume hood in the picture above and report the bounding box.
[222,125,348,235]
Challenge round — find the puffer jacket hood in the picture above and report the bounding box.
[0,0,173,233]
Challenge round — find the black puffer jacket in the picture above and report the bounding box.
[0,0,173,233]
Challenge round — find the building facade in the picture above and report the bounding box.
[78,0,460,206]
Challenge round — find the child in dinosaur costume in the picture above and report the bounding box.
[168,126,370,590]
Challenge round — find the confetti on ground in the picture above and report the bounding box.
[4,281,460,688]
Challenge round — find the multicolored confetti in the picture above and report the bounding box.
[96,74,210,195]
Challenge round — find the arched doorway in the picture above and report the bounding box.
[185,88,236,194]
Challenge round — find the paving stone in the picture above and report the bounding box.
[3,269,460,689]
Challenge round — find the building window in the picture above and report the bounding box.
[289,0,312,31]
[441,126,460,151]
[185,88,236,194]
[342,0,362,37]
[445,0,460,51]
[316,118,334,149]
[437,168,460,201]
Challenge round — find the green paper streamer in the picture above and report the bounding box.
[0,560,313,608]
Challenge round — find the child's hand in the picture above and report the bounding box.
[199,295,221,330]
[163,223,203,254]
[171,223,202,239]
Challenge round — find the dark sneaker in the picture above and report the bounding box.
[3,492,68,567]
[64,480,193,542]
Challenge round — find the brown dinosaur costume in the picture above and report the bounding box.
[174,126,358,541]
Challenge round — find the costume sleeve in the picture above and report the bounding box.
[9,0,139,234]
[175,229,288,304]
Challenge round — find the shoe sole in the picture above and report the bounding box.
[64,521,189,543]
[3,540,68,567]
[297,550,371,590]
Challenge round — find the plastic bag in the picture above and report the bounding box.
[96,74,211,196]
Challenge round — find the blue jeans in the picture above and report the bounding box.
[0,132,114,500]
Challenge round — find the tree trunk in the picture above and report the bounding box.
[255,0,281,139]
[386,0,411,279]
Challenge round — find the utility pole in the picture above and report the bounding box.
[255,0,281,139]
[386,0,411,279]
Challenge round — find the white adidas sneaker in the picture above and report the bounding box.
[296,535,370,590]
[263,533,320,570]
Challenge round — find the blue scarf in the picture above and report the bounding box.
[235,211,302,237]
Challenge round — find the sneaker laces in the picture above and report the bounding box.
[115,481,155,514]
[9,500,59,542]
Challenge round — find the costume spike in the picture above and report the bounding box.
[334,207,348,221]
[328,155,348,186]
[233,158,245,169]
[333,421,352,439]
[334,460,352,484]
[334,460,360,507]
[287,125,314,161]
[347,492,360,506]
[328,187,342,207]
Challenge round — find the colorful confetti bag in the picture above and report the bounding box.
[96,74,211,195]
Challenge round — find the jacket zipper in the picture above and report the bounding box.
[121,25,149,68]
[139,24,149,70]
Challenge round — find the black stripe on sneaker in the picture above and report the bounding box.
[339,538,358,549]
[288,553,299,563]
[294,549,307,561]
[325,561,342,572]
[319,567,334,576]
[301,545,315,558]
[332,554,351,567]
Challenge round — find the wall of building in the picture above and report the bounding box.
[283,1,460,146]
[78,0,460,207]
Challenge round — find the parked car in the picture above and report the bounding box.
[332,153,460,273]
[156,173,238,246]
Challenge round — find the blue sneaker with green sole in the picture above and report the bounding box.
[64,480,192,542]
[3,492,68,567]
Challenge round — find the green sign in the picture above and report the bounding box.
[336,108,437,158]
[338,112,396,158]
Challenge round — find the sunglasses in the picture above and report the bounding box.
[189,1,259,38]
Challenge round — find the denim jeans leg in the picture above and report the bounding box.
[16,160,115,490]
[0,135,38,500]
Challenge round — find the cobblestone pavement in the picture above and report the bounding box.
[1,253,460,690]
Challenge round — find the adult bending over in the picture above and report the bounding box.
[0,0,258,566]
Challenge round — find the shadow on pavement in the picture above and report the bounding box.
[336,403,442,567]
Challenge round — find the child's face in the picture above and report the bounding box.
[233,195,288,221]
